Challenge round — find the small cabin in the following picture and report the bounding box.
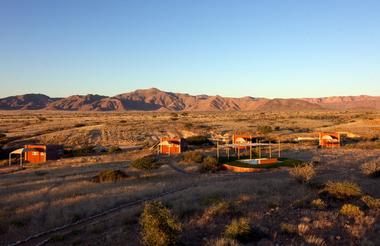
[319,133,340,148]
[158,137,187,155]
[9,144,64,165]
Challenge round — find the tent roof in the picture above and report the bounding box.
[10,148,25,155]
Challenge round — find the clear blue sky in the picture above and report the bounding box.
[0,0,379,98]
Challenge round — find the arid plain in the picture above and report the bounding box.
[0,109,379,245]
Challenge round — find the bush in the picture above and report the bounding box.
[185,135,210,145]
[91,169,127,183]
[340,204,364,218]
[257,125,273,134]
[320,181,362,199]
[183,151,203,163]
[0,133,6,138]
[361,195,380,209]
[131,156,161,171]
[140,201,182,246]
[74,123,86,127]
[199,156,219,173]
[310,199,327,209]
[206,238,240,246]
[108,146,121,153]
[361,159,380,177]
[224,218,251,241]
[289,163,315,183]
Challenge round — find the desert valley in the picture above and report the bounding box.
[0,88,379,246]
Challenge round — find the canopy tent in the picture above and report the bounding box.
[216,142,281,160]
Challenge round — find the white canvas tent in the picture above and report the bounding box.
[9,148,28,166]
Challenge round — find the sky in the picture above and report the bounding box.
[0,0,379,98]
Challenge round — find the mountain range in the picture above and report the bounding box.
[0,88,379,111]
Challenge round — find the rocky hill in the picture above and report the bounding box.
[0,88,379,111]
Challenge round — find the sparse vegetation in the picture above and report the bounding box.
[257,125,273,134]
[74,123,86,127]
[310,198,327,209]
[361,158,380,177]
[321,181,362,199]
[131,155,161,171]
[139,201,182,246]
[289,163,315,183]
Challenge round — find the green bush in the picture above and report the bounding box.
[131,156,162,171]
[361,159,380,177]
[185,136,210,145]
[289,163,315,183]
[320,181,362,199]
[91,169,127,183]
[199,156,219,173]
[224,218,251,241]
[140,201,182,246]
[183,151,203,163]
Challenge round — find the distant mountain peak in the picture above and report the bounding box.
[0,89,378,111]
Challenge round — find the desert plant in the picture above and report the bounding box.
[139,201,182,246]
[340,204,364,218]
[289,163,315,183]
[74,123,86,127]
[304,235,327,246]
[206,238,240,246]
[131,155,161,171]
[108,146,121,153]
[199,156,219,173]
[183,151,203,163]
[320,181,362,199]
[361,195,380,209]
[257,125,273,134]
[224,217,251,241]
[280,223,297,234]
[91,169,127,183]
[310,198,327,209]
[361,159,380,177]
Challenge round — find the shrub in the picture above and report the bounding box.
[0,133,6,138]
[310,199,327,209]
[257,125,273,134]
[340,204,364,218]
[320,181,362,199]
[304,235,326,246]
[183,151,203,163]
[199,156,219,173]
[185,136,210,145]
[131,156,161,171]
[361,195,380,209]
[361,159,380,177]
[289,163,315,183]
[108,146,121,153]
[74,123,86,127]
[224,218,251,241]
[280,223,297,234]
[91,169,127,183]
[206,238,240,246]
[140,201,182,246]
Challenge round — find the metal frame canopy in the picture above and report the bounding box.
[9,148,30,166]
[216,141,281,159]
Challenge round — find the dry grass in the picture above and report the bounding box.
[361,158,380,177]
